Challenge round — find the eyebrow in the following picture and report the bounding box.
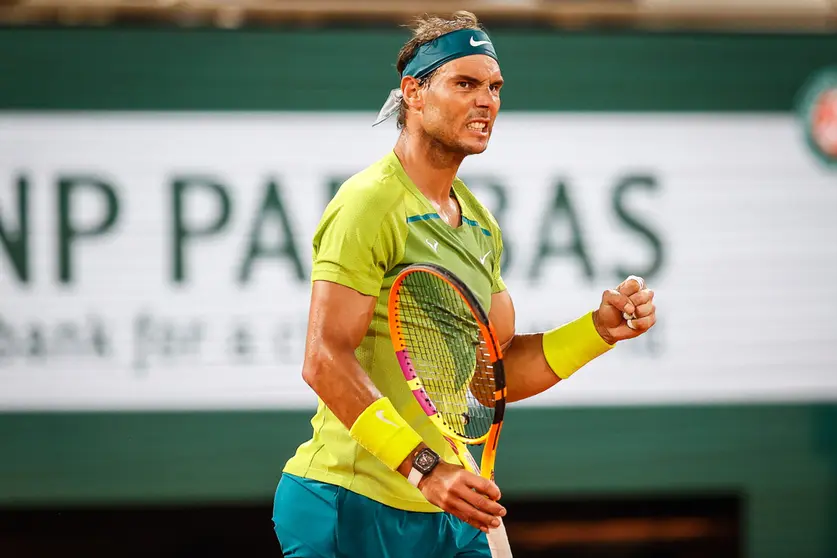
[449,73,504,86]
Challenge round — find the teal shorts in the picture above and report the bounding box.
[273,473,490,558]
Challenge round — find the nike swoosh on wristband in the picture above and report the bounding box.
[376,409,398,427]
[470,37,491,47]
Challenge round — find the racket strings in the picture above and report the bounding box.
[395,272,497,440]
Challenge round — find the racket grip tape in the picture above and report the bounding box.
[487,518,513,558]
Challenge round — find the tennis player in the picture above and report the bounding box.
[273,11,657,558]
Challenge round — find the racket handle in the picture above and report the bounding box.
[486,517,513,558]
[445,438,512,556]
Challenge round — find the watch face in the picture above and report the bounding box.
[415,449,439,473]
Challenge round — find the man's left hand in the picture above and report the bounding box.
[592,275,656,345]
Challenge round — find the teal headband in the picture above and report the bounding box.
[373,28,500,126]
[402,28,498,79]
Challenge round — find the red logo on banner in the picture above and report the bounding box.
[812,89,837,158]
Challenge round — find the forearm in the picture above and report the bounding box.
[503,312,614,403]
[502,332,557,403]
[303,345,425,475]
[303,345,382,429]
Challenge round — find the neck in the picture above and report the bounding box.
[393,127,464,204]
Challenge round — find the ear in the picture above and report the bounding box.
[400,76,425,113]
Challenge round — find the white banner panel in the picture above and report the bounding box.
[1,113,836,410]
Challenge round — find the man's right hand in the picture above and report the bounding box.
[418,461,506,533]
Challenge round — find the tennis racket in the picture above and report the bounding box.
[388,263,512,558]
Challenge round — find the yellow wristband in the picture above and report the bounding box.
[542,311,614,379]
[349,397,423,471]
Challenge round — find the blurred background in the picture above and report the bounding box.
[1,1,837,557]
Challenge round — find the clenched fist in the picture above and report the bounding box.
[592,275,656,345]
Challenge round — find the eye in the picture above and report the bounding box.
[489,84,501,93]
[457,81,473,89]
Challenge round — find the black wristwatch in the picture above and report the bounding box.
[408,447,440,488]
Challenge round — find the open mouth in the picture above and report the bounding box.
[466,121,489,134]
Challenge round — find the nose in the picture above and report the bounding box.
[474,84,498,109]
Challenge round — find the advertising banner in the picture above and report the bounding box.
[1,113,836,409]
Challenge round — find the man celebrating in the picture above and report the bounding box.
[273,11,656,558]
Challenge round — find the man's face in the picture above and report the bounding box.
[411,55,503,156]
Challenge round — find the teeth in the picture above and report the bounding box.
[467,122,486,131]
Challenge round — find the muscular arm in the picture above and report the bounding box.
[301,280,381,426]
[301,280,424,477]
[489,290,560,403]
[489,282,648,403]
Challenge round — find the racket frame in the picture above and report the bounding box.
[388,263,506,449]
[388,263,512,556]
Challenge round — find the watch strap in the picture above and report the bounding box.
[407,467,424,488]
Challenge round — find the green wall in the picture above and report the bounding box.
[1,405,835,557]
[2,27,837,557]
[2,27,837,112]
